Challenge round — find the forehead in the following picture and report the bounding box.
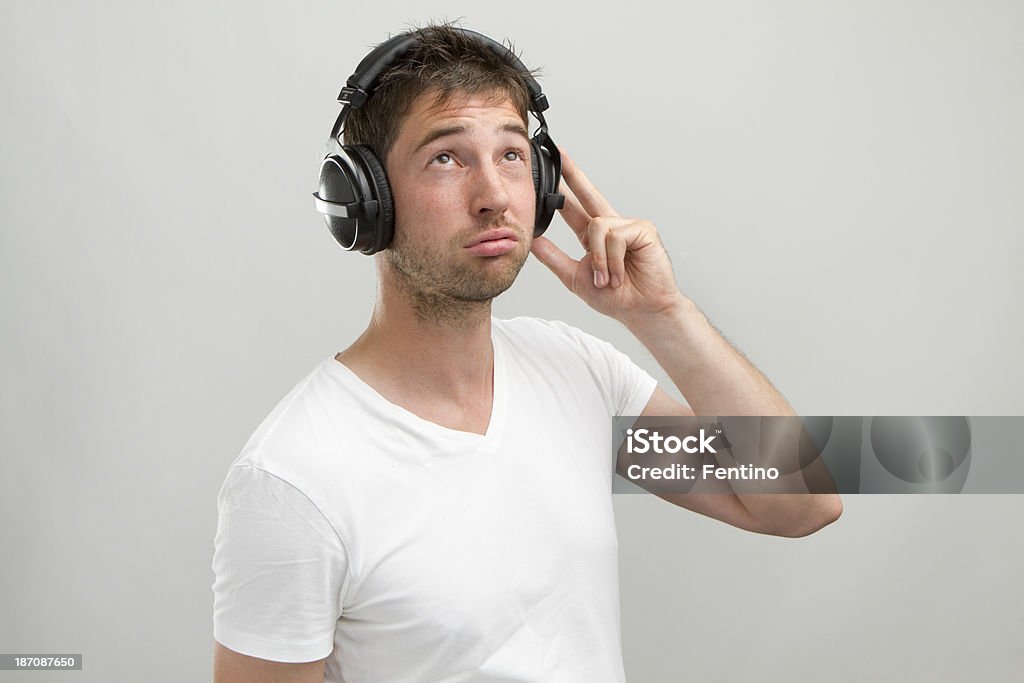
[395,90,528,143]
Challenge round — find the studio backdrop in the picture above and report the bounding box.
[2,1,1022,681]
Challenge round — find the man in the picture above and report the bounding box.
[212,24,841,683]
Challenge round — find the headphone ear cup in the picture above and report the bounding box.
[318,151,367,252]
[530,142,542,198]
[347,145,395,253]
[531,138,560,236]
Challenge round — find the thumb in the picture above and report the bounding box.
[530,236,579,291]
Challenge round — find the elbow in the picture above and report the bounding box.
[774,494,843,539]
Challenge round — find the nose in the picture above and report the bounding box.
[469,162,511,218]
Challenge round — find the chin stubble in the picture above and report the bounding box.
[384,222,530,326]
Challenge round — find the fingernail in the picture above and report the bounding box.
[611,273,621,288]
[594,270,606,288]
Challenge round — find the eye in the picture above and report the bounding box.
[431,152,454,165]
[503,150,525,162]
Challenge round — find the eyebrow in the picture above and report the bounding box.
[413,121,530,154]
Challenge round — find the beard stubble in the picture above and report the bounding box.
[383,218,531,326]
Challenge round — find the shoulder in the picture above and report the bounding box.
[228,357,363,487]
[493,316,658,416]
[492,315,645,389]
[492,315,611,356]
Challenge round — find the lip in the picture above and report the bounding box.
[464,228,519,249]
[463,228,520,257]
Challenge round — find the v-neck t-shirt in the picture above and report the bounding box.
[212,316,658,682]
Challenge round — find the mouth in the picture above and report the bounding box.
[464,228,520,257]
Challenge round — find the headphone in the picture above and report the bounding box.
[312,28,564,255]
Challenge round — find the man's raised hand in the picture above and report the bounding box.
[529,150,686,325]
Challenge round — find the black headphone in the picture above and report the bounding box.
[312,28,564,255]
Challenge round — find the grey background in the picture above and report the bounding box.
[2,0,1022,680]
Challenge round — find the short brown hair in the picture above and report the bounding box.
[343,23,537,165]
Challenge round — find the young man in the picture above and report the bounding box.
[212,24,841,683]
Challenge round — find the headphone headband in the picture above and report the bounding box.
[331,28,550,145]
[338,29,548,113]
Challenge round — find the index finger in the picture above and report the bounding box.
[560,148,620,219]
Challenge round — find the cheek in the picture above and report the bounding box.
[393,177,465,219]
[391,171,536,228]
[521,177,537,203]
[514,178,537,218]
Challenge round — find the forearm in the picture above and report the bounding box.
[624,296,842,535]
[624,296,796,417]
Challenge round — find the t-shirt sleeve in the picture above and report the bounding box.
[544,319,659,417]
[212,464,348,663]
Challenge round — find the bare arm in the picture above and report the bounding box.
[620,386,842,537]
[531,150,841,536]
[213,642,326,683]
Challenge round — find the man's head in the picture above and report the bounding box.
[343,24,542,322]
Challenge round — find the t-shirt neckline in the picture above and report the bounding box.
[323,324,508,452]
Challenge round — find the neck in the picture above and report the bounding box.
[338,274,495,403]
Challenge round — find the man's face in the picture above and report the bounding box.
[381,90,536,311]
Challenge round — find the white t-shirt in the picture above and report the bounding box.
[212,317,658,683]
